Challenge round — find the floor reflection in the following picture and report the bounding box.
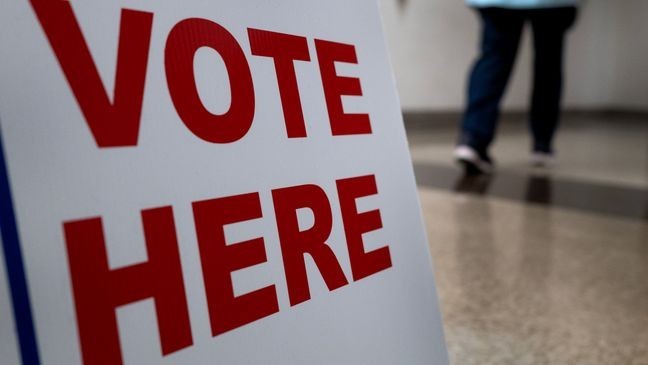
[453,174,492,195]
[453,170,554,204]
[414,162,647,220]
[524,175,553,205]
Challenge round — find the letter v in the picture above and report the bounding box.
[30,0,153,147]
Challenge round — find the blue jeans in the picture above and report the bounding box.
[460,6,577,154]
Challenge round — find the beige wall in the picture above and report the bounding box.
[379,0,648,111]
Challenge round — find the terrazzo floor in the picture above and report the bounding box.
[408,113,648,364]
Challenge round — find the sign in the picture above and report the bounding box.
[0,0,448,364]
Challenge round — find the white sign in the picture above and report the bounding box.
[0,0,448,364]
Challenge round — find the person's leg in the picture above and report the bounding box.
[528,7,577,154]
[460,7,525,157]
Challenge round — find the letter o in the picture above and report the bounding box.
[165,18,255,143]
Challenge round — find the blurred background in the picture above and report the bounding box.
[381,0,646,112]
[380,0,648,363]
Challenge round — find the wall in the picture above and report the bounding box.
[379,0,648,112]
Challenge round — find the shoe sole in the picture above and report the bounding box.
[457,158,488,175]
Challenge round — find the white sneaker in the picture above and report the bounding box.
[530,152,555,167]
[454,145,493,174]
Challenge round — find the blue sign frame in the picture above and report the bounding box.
[0,130,41,365]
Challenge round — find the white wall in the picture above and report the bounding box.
[380,0,648,111]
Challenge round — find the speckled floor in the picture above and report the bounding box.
[408,113,648,365]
